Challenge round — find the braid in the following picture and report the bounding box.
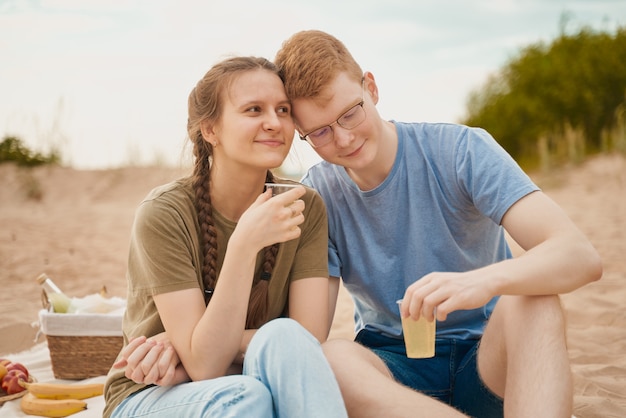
[245,171,279,329]
[191,134,218,302]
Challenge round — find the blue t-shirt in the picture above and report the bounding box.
[302,121,539,340]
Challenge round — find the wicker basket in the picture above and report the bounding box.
[39,309,124,380]
[46,335,123,379]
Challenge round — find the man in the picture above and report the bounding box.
[275,30,602,417]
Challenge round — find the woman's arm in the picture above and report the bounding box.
[288,276,330,342]
[119,275,331,385]
[112,335,190,386]
[117,187,310,383]
[154,187,307,381]
[153,251,256,381]
[327,276,341,333]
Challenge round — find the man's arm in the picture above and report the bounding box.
[400,191,602,321]
[498,190,602,294]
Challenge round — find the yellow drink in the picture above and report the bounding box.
[400,315,436,358]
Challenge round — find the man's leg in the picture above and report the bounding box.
[478,295,573,417]
[322,339,467,418]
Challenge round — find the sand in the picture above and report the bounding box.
[1,154,625,417]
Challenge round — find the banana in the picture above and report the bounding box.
[20,380,104,400]
[20,392,87,417]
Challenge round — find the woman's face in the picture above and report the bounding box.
[208,69,295,171]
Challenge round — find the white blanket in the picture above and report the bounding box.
[0,342,105,418]
[1,341,580,418]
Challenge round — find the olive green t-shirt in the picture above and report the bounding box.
[103,177,328,418]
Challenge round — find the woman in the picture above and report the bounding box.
[103,56,347,418]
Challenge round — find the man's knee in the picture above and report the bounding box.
[495,295,567,343]
[512,294,564,322]
[322,339,391,377]
[322,339,355,366]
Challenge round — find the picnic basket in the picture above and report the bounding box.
[38,309,124,380]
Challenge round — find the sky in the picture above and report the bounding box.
[1,0,625,173]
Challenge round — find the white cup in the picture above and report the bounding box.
[265,183,300,196]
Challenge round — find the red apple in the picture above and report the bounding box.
[5,362,29,379]
[1,369,28,395]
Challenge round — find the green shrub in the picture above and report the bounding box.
[0,136,60,166]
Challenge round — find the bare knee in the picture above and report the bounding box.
[322,339,405,416]
[322,339,392,379]
[479,295,569,396]
[496,295,568,344]
[516,294,562,311]
[322,339,357,371]
[509,295,564,324]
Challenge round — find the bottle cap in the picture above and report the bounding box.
[36,273,49,285]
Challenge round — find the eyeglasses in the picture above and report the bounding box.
[299,83,366,148]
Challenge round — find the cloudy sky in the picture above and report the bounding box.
[1,0,625,172]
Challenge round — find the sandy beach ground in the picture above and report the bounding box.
[1,154,625,417]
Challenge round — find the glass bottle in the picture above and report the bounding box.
[37,273,72,313]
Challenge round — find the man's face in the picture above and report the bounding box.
[292,72,377,170]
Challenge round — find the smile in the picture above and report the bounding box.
[341,142,364,158]
[256,139,285,147]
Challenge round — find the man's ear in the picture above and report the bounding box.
[363,71,379,105]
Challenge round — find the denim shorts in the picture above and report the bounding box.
[355,329,503,418]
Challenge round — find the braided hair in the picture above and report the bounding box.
[187,57,281,329]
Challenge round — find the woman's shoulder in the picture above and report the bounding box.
[142,176,194,204]
[135,176,195,219]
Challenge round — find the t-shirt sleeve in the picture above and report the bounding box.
[289,188,330,281]
[127,197,200,297]
[455,127,539,225]
[327,238,341,279]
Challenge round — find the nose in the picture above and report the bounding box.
[263,111,281,131]
[332,125,355,148]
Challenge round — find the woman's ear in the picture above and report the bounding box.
[200,119,218,147]
[363,71,379,105]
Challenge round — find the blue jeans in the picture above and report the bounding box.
[356,329,503,418]
[112,318,347,418]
